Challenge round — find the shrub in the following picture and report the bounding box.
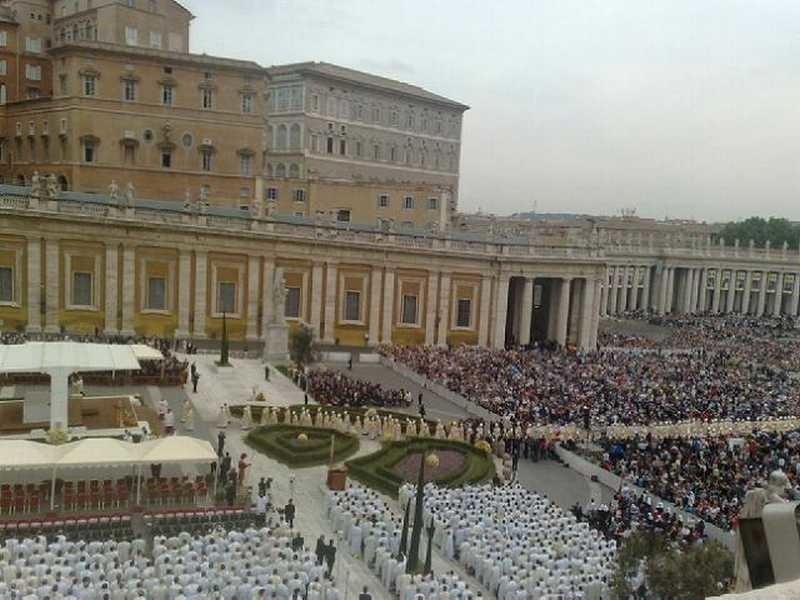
[245,424,359,468]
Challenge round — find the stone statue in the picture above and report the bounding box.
[265,199,276,217]
[46,174,59,199]
[271,268,287,325]
[108,180,120,202]
[183,188,192,211]
[125,182,136,208]
[30,171,42,199]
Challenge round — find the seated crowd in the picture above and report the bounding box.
[596,430,800,530]
[307,369,410,408]
[0,520,342,599]
[380,344,799,425]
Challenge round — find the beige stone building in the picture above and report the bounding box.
[264,62,467,229]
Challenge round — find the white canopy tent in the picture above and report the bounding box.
[0,342,143,431]
[0,436,215,510]
[129,344,164,362]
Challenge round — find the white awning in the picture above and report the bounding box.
[135,436,217,464]
[57,438,141,467]
[0,342,142,374]
[0,440,59,471]
[130,344,164,362]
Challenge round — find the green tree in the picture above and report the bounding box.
[718,217,799,249]
[289,322,317,368]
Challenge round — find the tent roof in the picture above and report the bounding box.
[130,344,164,362]
[136,436,217,464]
[0,342,142,374]
[58,438,141,467]
[0,440,59,470]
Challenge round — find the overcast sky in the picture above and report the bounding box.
[183,0,800,222]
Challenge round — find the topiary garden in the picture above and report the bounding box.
[245,424,359,468]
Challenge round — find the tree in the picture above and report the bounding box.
[718,217,799,250]
[289,322,317,368]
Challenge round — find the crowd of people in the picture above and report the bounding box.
[410,482,616,599]
[307,369,410,409]
[596,430,800,530]
[0,524,342,599]
[381,344,800,426]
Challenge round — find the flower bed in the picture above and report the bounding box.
[346,438,495,497]
[393,449,466,483]
[245,424,359,468]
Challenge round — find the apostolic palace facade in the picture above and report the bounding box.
[0,0,797,352]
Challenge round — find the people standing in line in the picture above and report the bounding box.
[284,499,295,528]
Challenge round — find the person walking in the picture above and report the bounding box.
[217,431,226,457]
[284,499,296,528]
[288,471,296,500]
[325,539,336,576]
[191,369,200,393]
[315,534,326,565]
[358,586,373,600]
[237,453,250,489]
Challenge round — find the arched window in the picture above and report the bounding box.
[275,163,286,178]
[289,123,301,150]
[276,124,287,151]
[288,163,299,178]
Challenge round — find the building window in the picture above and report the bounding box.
[266,187,278,200]
[201,149,212,171]
[168,32,182,51]
[401,295,418,325]
[149,31,162,48]
[371,106,380,122]
[355,141,362,157]
[0,32,7,47]
[326,137,333,154]
[25,37,42,53]
[240,154,252,176]
[336,209,351,223]
[84,143,96,163]
[403,196,415,210]
[123,79,136,101]
[217,281,236,314]
[143,129,154,143]
[25,64,41,81]
[456,299,471,328]
[72,272,93,307]
[201,88,213,109]
[181,133,192,147]
[428,197,439,210]
[125,27,138,46]
[161,151,172,168]
[146,277,166,310]
[339,139,346,155]
[241,94,253,113]
[311,94,319,111]
[377,194,389,208]
[26,88,39,99]
[82,75,96,96]
[59,74,68,95]
[310,134,318,153]
[390,146,397,162]
[373,144,380,160]
[285,287,300,318]
[161,85,173,105]
[0,266,13,303]
[344,290,360,322]
[293,189,306,202]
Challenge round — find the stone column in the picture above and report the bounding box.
[665,267,675,314]
[687,269,698,314]
[682,268,693,314]
[193,250,207,338]
[492,274,510,349]
[599,279,609,318]
[368,267,382,346]
[790,274,800,317]
[641,267,651,313]
[425,273,438,346]
[658,266,669,316]
[44,239,60,334]
[175,250,191,338]
[578,278,596,350]
[103,244,119,334]
[589,277,603,349]
[260,259,275,336]
[519,277,534,346]
[608,267,619,316]
[120,246,136,336]
[773,273,784,317]
[478,275,492,346]
[741,271,752,315]
[711,270,722,313]
[617,267,628,313]
[629,268,639,312]
[246,255,260,341]
[436,273,451,347]
[756,273,767,316]
[555,277,572,347]
[381,269,395,343]
[309,263,323,337]
[322,262,337,344]
[725,273,736,314]
[26,238,41,333]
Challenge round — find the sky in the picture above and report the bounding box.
[182,0,800,222]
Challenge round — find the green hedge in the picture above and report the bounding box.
[245,424,359,468]
[346,438,495,498]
